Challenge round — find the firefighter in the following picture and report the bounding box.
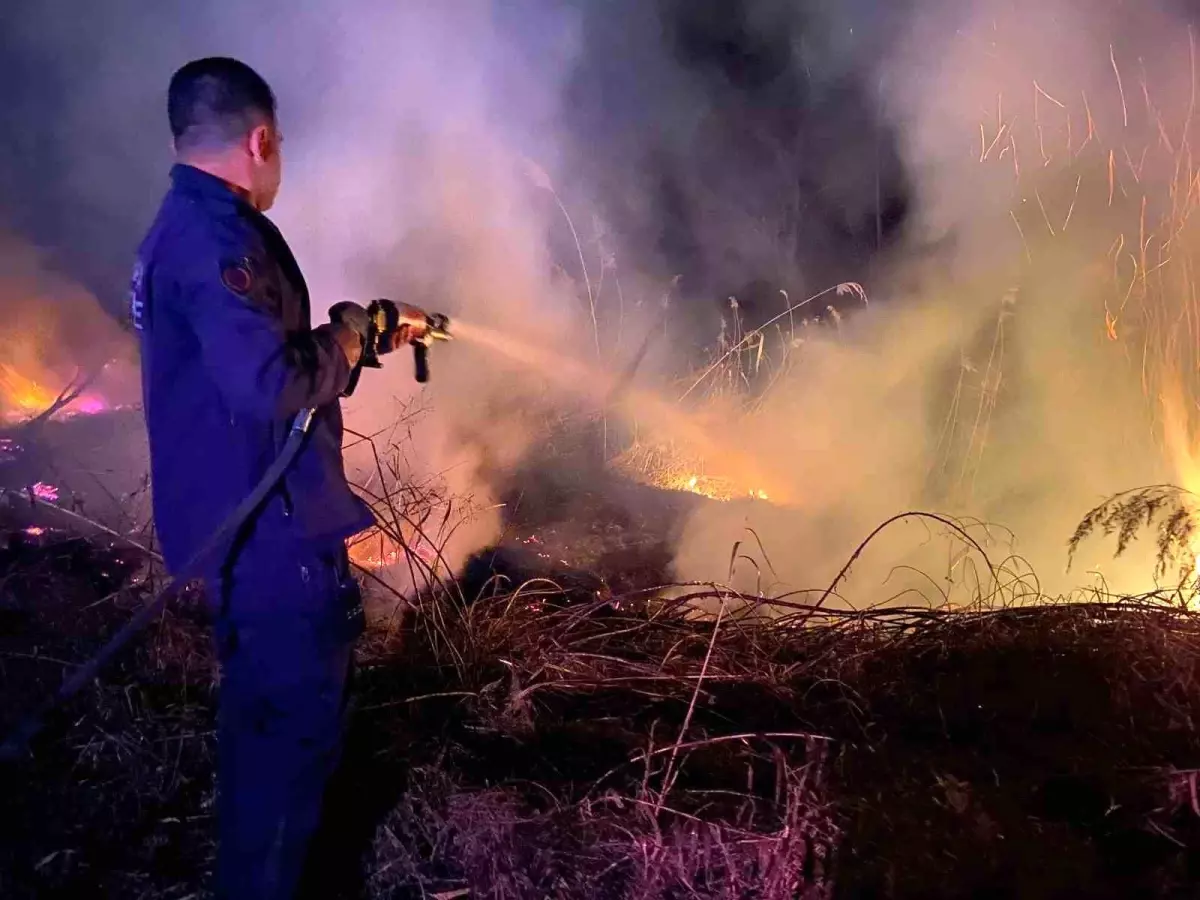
[130,57,417,899]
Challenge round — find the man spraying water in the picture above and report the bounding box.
[130,57,442,899]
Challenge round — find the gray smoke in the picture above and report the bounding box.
[0,1,919,336]
[4,0,1198,601]
[0,1,921,555]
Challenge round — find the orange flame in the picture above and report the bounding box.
[0,363,61,414]
[668,472,770,502]
[348,528,441,572]
[1159,372,1200,593]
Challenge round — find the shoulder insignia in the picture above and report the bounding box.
[221,258,255,296]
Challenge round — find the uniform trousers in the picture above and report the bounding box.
[208,545,365,900]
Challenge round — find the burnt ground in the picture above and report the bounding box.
[1,416,1200,897]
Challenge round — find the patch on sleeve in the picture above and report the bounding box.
[220,258,256,296]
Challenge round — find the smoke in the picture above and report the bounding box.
[3,0,1200,603]
[0,1,589,582]
[553,0,919,344]
[667,0,1200,603]
[0,232,135,418]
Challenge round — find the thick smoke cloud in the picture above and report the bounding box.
[669,0,1200,603]
[0,2,580,583]
[3,0,1199,604]
[0,1,922,341]
[550,0,918,345]
[0,1,923,565]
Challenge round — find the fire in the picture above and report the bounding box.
[0,239,130,422]
[348,529,439,571]
[615,440,775,504]
[0,360,111,423]
[1159,375,1200,595]
[0,363,61,414]
[667,472,770,502]
[31,482,58,503]
[348,533,401,569]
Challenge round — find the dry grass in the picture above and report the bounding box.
[1070,485,1200,586]
[5,485,1200,898]
[7,31,1200,900]
[0,522,216,898]
[344,399,474,587]
[354,571,1200,898]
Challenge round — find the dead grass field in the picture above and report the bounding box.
[3,473,1200,899]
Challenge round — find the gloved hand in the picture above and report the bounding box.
[329,301,371,345]
[327,302,371,369]
[331,299,441,378]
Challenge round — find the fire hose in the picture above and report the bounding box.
[0,301,451,761]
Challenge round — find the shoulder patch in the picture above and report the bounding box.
[221,259,255,296]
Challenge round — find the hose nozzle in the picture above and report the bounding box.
[363,300,452,382]
[424,312,452,342]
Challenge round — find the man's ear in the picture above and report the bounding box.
[248,124,273,163]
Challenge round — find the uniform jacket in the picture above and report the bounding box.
[131,164,374,576]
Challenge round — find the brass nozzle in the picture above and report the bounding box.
[426,313,452,341]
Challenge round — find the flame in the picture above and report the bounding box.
[0,233,138,421]
[615,440,773,504]
[348,533,401,570]
[664,472,771,502]
[0,363,61,414]
[452,320,787,501]
[0,360,110,422]
[1159,373,1200,594]
[348,529,439,571]
[31,482,59,503]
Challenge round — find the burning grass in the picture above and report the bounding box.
[6,23,1200,897]
[613,438,773,502]
[3,489,1200,898]
[1,365,1198,897]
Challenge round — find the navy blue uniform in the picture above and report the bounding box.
[133,164,374,571]
[132,164,374,899]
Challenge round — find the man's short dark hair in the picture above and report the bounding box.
[168,57,276,152]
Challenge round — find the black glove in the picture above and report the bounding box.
[329,301,371,346]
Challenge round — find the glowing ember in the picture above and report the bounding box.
[23,526,45,536]
[614,439,777,505]
[31,482,58,503]
[348,530,439,570]
[73,397,108,415]
[645,471,771,503]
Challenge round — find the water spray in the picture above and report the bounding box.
[449,317,786,502]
